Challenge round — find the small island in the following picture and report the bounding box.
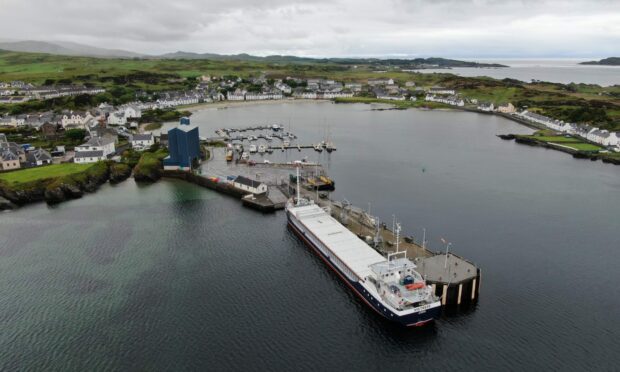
[580,57,620,66]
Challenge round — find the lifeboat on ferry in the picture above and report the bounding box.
[405,282,425,291]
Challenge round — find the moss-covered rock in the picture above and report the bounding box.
[109,163,132,184]
[133,150,168,183]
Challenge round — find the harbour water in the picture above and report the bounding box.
[2,102,620,370]
[416,59,620,86]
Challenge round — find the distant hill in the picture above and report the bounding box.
[0,39,507,67]
[580,57,620,66]
[0,40,144,58]
[157,52,507,68]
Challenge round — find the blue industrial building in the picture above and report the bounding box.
[163,117,201,171]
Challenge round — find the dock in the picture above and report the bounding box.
[169,126,481,308]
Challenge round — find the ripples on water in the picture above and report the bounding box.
[1,103,619,370]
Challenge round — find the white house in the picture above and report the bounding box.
[123,105,142,119]
[75,137,116,157]
[344,83,362,92]
[429,87,456,95]
[232,176,268,195]
[61,111,91,128]
[478,103,495,112]
[368,78,394,86]
[74,150,106,164]
[227,91,246,101]
[107,112,127,126]
[131,133,154,149]
[275,82,292,94]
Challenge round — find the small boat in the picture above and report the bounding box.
[265,134,273,141]
[283,140,290,147]
[266,147,274,154]
[288,133,295,139]
[249,144,257,153]
[271,124,282,131]
[258,144,266,154]
[314,143,323,152]
[226,149,234,162]
[241,152,250,161]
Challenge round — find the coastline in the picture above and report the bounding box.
[178,98,332,113]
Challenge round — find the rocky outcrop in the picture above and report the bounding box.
[109,163,132,184]
[0,161,112,206]
[44,183,84,204]
[0,196,16,210]
[133,152,165,183]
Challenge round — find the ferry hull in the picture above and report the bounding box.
[287,212,441,327]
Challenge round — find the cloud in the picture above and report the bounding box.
[0,0,618,57]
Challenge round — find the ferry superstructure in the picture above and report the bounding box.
[285,176,441,326]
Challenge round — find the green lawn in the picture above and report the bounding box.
[554,143,602,151]
[529,136,580,143]
[0,163,94,185]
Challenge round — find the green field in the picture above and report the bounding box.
[0,163,94,185]
[521,134,603,152]
[553,142,602,151]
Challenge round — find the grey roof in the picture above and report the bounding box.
[75,150,104,158]
[1,149,19,161]
[132,133,153,141]
[26,148,52,163]
[83,136,115,146]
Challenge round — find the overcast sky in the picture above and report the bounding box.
[1,0,618,58]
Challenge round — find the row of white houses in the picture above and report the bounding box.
[516,110,620,147]
[425,94,465,107]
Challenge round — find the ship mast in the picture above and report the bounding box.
[296,165,301,206]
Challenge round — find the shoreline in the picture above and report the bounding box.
[178,98,332,113]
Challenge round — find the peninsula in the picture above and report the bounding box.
[579,57,620,66]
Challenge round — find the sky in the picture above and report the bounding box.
[0,0,619,58]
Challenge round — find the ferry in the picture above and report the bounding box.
[286,170,441,326]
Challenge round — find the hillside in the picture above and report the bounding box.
[0,50,618,130]
[580,57,620,66]
[0,40,143,58]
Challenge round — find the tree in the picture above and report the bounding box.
[65,129,87,142]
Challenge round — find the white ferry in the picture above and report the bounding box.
[285,171,441,326]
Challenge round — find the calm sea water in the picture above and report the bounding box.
[2,102,620,371]
[416,59,620,86]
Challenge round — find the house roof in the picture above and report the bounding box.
[75,150,104,158]
[26,148,52,162]
[234,175,264,188]
[1,149,18,161]
[132,134,153,141]
[83,136,115,147]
